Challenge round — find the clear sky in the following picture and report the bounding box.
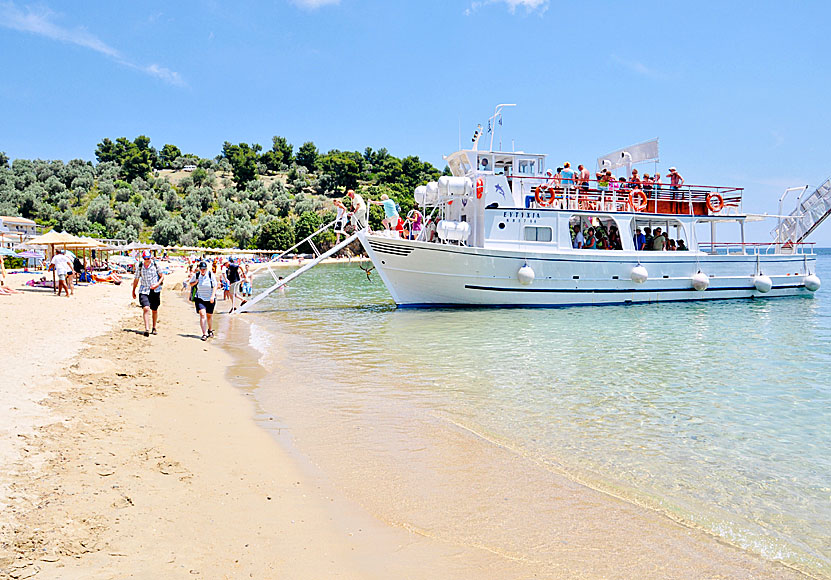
[2,0,831,243]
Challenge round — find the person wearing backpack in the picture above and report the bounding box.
[188,260,218,341]
[132,251,165,337]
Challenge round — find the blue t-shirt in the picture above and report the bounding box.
[382,199,398,218]
[560,169,575,185]
[635,233,646,250]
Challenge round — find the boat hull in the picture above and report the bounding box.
[358,233,817,307]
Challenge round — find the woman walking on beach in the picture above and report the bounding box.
[189,260,218,341]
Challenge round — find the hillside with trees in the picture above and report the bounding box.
[0,135,447,251]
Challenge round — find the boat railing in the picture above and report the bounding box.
[701,241,815,256]
[507,175,743,216]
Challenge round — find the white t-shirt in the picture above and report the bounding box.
[351,194,365,212]
[50,254,72,275]
[573,231,585,248]
[189,271,217,301]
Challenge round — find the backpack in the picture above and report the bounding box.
[190,271,214,302]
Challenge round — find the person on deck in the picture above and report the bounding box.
[668,167,684,191]
[333,198,349,244]
[583,228,597,249]
[634,228,646,251]
[347,189,367,232]
[578,164,591,192]
[368,194,399,231]
[643,227,654,251]
[572,224,585,249]
[677,239,688,251]
[652,227,667,251]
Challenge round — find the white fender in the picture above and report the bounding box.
[691,271,710,291]
[630,265,648,284]
[753,274,773,293]
[804,274,821,292]
[517,264,535,286]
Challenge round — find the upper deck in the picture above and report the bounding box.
[444,149,744,218]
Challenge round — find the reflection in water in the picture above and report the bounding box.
[242,258,831,576]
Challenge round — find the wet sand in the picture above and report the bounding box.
[0,267,816,578]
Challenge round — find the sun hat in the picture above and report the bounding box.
[669,167,676,171]
[142,251,152,259]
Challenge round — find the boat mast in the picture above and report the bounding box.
[488,104,515,152]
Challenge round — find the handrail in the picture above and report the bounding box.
[269,219,337,262]
[506,175,743,216]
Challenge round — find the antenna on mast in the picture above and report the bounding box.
[488,104,515,152]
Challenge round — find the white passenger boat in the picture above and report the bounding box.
[357,112,828,308]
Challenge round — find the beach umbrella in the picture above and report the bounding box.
[0,248,16,257]
[16,250,42,259]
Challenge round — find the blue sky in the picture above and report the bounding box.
[2,0,831,243]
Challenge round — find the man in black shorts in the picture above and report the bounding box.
[132,252,165,337]
[188,261,217,341]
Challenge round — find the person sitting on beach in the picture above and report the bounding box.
[189,261,218,341]
[677,239,688,251]
[368,194,399,231]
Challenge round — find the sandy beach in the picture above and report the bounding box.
[0,266,815,579]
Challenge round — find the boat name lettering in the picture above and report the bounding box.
[502,211,542,223]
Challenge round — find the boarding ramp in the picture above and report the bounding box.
[772,177,831,245]
[236,225,360,314]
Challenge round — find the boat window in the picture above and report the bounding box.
[518,159,536,175]
[524,226,552,242]
[568,214,623,250]
[633,219,689,251]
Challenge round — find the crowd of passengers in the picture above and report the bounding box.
[547,162,685,193]
[572,224,688,251]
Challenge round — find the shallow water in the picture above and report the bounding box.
[237,253,831,576]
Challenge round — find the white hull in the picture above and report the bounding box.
[359,232,816,307]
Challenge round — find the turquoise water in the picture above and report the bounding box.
[242,254,831,576]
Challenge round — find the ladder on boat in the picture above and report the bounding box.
[772,177,831,245]
[236,225,361,314]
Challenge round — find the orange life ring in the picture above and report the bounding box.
[475,178,484,199]
[535,185,555,206]
[629,189,647,211]
[707,193,724,213]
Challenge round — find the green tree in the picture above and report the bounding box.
[255,218,294,251]
[153,216,185,246]
[273,136,293,166]
[294,211,322,253]
[296,141,319,172]
[159,144,182,169]
[319,150,360,190]
[221,141,261,187]
[0,152,8,168]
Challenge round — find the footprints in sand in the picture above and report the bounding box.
[0,330,193,578]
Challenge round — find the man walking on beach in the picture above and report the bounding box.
[225,256,246,313]
[49,249,73,297]
[132,252,164,337]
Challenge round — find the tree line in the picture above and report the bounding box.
[0,135,447,251]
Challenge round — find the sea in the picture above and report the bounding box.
[226,251,831,577]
